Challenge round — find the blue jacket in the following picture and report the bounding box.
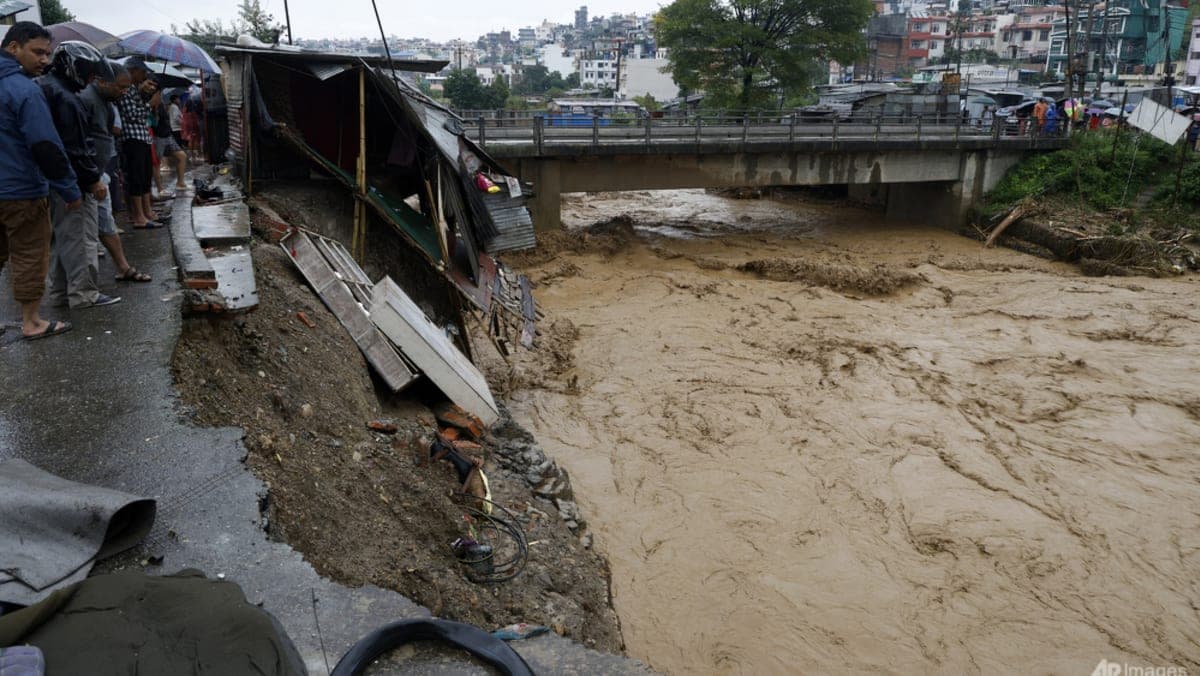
[0,53,80,202]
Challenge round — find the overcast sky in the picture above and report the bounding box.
[62,0,655,42]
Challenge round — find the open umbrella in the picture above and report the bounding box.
[47,22,121,55]
[115,56,193,88]
[117,30,219,74]
[1104,107,1124,117]
[969,95,997,105]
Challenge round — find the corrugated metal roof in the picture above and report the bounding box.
[216,45,448,73]
[481,190,536,253]
[0,0,31,16]
[307,61,352,81]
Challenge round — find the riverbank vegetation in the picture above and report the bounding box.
[979,130,1200,275]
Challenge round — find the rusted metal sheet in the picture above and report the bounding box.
[281,230,419,392]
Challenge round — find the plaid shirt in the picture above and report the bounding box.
[115,87,151,145]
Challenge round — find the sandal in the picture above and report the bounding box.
[24,320,72,341]
[133,220,164,229]
[116,266,152,282]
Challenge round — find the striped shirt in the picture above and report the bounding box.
[115,87,151,145]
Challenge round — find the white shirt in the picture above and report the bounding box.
[169,103,183,132]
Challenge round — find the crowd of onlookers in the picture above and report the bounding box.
[1,21,204,341]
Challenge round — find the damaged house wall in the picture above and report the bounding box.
[234,53,464,330]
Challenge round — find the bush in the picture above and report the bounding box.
[985,132,1177,215]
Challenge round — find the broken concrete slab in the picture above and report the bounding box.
[208,249,259,312]
[192,202,251,245]
[168,194,216,287]
[371,277,501,426]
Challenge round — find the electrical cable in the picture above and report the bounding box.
[450,494,529,584]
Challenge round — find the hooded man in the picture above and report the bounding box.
[39,40,120,309]
[0,22,81,340]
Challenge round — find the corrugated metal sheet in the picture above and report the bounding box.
[480,190,536,253]
[224,57,247,163]
[0,0,31,16]
[307,61,352,81]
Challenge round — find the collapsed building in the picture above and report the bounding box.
[213,45,539,422]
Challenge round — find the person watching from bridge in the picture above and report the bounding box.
[0,21,81,340]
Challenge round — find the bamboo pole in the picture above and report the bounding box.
[354,67,367,261]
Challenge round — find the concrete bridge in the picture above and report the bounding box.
[464,114,1068,230]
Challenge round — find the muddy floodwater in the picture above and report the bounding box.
[506,190,1200,675]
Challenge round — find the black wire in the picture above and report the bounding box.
[451,494,529,584]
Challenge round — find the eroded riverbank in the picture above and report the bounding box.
[504,190,1200,674]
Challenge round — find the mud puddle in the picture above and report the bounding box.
[504,190,1200,674]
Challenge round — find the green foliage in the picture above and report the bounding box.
[633,94,661,112]
[444,69,490,109]
[985,132,1178,215]
[176,0,281,56]
[514,65,575,96]
[489,76,509,107]
[655,0,872,111]
[444,69,510,109]
[38,0,74,24]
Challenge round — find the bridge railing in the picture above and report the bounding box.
[462,112,1069,152]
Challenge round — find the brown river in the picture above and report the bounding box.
[503,190,1200,675]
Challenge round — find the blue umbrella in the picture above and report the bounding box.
[118,30,219,74]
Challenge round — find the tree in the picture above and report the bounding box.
[38,0,74,25]
[655,0,873,111]
[176,0,281,56]
[633,93,661,112]
[444,69,493,110]
[237,0,282,44]
[487,76,510,109]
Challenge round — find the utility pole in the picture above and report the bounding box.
[1094,0,1110,97]
[283,0,293,44]
[1064,0,1074,101]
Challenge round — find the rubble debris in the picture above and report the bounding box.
[280,229,419,393]
[433,403,486,440]
[366,420,398,434]
[192,202,251,246]
[371,278,500,426]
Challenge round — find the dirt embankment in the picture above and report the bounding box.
[502,190,1200,675]
[171,226,622,651]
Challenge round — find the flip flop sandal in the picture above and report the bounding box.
[115,267,152,282]
[24,320,72,341]
[133,221,164,229]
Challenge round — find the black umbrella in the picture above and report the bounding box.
[47,22,122,56]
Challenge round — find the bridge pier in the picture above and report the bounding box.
[884,150,1023,228]
[515,159,562,233]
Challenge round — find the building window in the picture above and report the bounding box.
[1040,30,1049,41]
[1022,30,1033,41]
[931,40,940,49]
[911,40,925,48]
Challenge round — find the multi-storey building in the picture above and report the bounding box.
[1046,0,1189,79]
[904,13,950,67]
[1186,19,1200,85]
[998,4,1064,64]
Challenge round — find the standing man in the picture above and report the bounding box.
[0,22,80,340]
[81,60,150,283]
[115,57,160,228]
[152,93,188,192]
[40,40,119,309]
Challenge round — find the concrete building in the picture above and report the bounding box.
[998,5,1063,65]
[1187,19,1200,86]
[538,43,578,78]
[619,57,676,101]
[904,14,949,67]
[863,13,910,79]
[1047,1,1189,80]
[579,57,617,88]
[575,6,589,30]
